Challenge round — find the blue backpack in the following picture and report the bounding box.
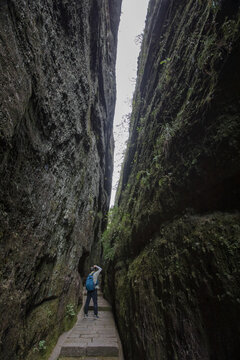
[86,272,97,291]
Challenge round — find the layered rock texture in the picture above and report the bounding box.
[0,0,121,359]
[104,0,240,359]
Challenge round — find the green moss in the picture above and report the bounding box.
[106,213,240,359]
[101,207,132,262]
[25,299,80,360]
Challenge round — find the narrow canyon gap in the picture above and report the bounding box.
[0,1,121,359]
[110,0,149,207]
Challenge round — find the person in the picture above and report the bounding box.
[84,264,102,318]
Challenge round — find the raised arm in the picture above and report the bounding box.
[93,265,102,283]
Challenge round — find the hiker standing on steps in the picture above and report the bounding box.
[84,264,102,319]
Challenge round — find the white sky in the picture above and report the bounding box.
[110,0,149,207]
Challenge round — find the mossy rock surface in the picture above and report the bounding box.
[103,0,240,359]
[106,213,240,359]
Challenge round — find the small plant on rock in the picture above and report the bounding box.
[33,340,47,353]
[38,340,47,351]
[66,303,76,318]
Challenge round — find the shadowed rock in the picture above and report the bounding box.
[0,0,121,359]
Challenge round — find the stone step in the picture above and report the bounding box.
[88,305,112,311]
[60,341,119,357]
[88,299,111,312]
[60,357,118,360]
[59,308,120,359]
[50,290,124,360]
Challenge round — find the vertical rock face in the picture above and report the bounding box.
[0,0,121,359]
[104,0,240,359]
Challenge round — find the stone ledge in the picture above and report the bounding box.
[59,357,119,360]
[60,344,119,358]
[88,305,112,311]
[86,342,119,357]
[60,344,86,357]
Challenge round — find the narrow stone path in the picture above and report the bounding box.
[49,291,124,360]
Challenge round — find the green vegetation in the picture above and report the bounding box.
[101,207,132,262]
[160,57,171,65]
[66,303,76,318]
[28,309,79,360]
[33,340,47,354]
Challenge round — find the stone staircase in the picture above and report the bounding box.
[49,291,124,360]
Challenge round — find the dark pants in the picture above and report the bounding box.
[84,289,98,315]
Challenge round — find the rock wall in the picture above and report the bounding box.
[0,0,121,359]
[103,0,240,359]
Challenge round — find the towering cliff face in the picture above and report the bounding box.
[104,0,240,359]
[0,0,121,359]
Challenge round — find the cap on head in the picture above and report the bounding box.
[90,266,95,272]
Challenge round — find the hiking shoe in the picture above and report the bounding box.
[84,314,88,318]
[94,315,99,319]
